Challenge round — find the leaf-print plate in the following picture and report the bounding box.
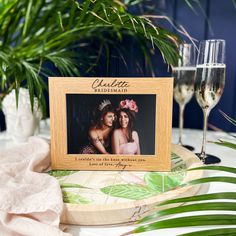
[57,144,203,226]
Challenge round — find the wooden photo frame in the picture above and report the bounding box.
[49,77,173,171]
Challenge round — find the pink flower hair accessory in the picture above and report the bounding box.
[118,99,138,113]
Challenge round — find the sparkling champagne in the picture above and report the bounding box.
[195,64,225,110]
[172,67,196,105]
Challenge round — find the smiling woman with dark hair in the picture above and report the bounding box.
[112,99,141,155]
[80,100,115,154]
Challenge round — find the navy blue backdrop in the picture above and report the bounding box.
[97,0,236,132]
[0,1,235,132]
[169,0,236,132]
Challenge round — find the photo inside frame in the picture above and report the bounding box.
[66,94,156,155]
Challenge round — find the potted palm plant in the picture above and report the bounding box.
[0,0,180,117]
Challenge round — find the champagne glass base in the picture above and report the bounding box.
[182,145,195,151]
[195,153,221,164]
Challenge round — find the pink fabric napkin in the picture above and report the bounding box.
[0,137,71,236]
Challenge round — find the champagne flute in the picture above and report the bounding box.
[195,39,226,164]
[172,43,197,151]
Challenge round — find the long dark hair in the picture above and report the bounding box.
[116,108,136,142]
[93,104,115,129]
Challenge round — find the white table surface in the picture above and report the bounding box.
[1,122,236,236]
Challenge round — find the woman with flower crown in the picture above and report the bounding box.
[112,99,141,155]
[80,100,115,154]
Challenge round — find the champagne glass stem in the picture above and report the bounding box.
[199,108,210,162]
[178,104,185,146]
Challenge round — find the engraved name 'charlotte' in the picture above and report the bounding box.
[92,79,129,92]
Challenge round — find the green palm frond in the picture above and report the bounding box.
[139,202,236,223]
[124,112,236,235]
[219,110,236,127]
[0,0,180,113]
[124,164,236,236]
[180,228,236,236]
[213,140,236,150]
[209,112,236,150]
[232,0,236,9]
[123,215,236,235]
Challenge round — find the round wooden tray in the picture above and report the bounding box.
[60,144,203,226]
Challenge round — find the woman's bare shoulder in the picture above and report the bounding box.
[132,130,138,135]
[132,131,139,138]
[113,128,122,136]
[88,127,98,136]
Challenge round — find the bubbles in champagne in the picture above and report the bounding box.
[195,64,225,110]
[172,67,196,105]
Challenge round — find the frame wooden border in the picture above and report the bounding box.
[49,77,173,171]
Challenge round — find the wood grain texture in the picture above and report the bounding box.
[60,144,203,226]
[49,77,173,171]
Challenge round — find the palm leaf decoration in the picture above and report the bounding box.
[123,112,236,236]
[211,111,236,150]
[0,0,180,114]
[122,165,236,236]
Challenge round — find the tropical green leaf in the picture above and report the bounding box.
[232,0,236,9]
[171,152,186,172]
[213,140,236,150]
[139,202,236,223]
[123,0,144,7]
[189,165,236,174]
[60,183,90,189]
[144,172,182,192]
[219,110,236,126]
[48,170,77,178]
[22,0,33,38]
[100,184,157,200]
[184,0,198,15]
[126,108,236,236]
[158,192,236,206]
[122,215,236,235]
[62,191,92,204]
[0,0,181,113]
[127,164,236,235]
[180,228,236,236]
[171,152,182,160]
[144,172,163,192]
[185,176,236,186]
